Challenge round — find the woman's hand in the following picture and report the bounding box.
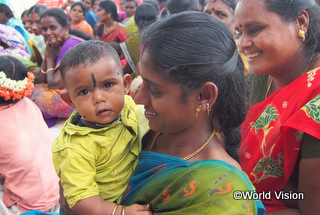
[124,204,151,215]
[45,38,61,63]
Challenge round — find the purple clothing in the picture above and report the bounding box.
[119,11,127,21]
[0,24,30,59]
[29,37,83,127]
[55,37,83,69]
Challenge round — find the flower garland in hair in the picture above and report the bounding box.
[0,71,35,101]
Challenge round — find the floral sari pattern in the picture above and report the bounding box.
[241,68,320,212]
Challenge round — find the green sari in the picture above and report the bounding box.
[122,150,265,214]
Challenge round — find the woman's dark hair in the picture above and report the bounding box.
[71,1,87,17]
[205,0,237,12]
[0,55,28,104]
[140,11,247,162]
[99,0,120,22]
[134,3,158,31]
[167,0,199,14]
[143,0,160,14]
[0,3,14,19]
[21,9,29,19]
[262,0,320,58]
[27,4,48,16]
[125,0,138,7]
[40,8,69,28]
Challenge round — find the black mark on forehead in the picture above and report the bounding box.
[91,73,96,88]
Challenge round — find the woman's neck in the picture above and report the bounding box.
[271,53,319,92]
[72,19,81,26]
[104,19,115,28]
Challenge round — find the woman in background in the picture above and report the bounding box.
[29,8,83,127]
[27,4,48,66]
[95,0,129,43]
[69,1,93,36]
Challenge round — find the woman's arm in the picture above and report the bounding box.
[298,133,320,214]
[299,157,320,214]
[39,39,64,89]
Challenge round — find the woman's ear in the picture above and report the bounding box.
[296,10,309,36]
[197,81,218,112]
[60,91,76,109]
[123,74,132,95]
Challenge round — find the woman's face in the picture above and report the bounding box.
[235,0,300,76]
[82,0,92,10]
[41,15,68,46]
[135,51,199,134]
[70,5,85,23]
[92,0,100,13]
[204,0,235,33]
[96,6,110,22]
[21,13,31,33]
[28,12,42,35]
[125,1,136,18]
[120,0,125,11]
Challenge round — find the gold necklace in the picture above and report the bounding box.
[148,130,218,161]
[264,54,315,100]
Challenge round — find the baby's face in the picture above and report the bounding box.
[64,57,129,124]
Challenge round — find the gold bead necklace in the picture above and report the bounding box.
[264,54,315,100]
[148,130,219,161]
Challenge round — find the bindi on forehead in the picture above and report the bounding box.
[91,73,97,88]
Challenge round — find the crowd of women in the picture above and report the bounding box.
[1,0,320,214]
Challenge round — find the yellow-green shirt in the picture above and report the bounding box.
[52,96,146,208]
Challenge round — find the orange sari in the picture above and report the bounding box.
[71,20,93,36]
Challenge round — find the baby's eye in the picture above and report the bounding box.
[79,89,90,95]
[104,82,113,88]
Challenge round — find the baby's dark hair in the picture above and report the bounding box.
[0,56,28,104]
[60,40,122,82]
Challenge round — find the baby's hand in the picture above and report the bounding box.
[123,204,151,215]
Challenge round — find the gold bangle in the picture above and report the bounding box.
[121,205,126,215]
[46,68,55,73]
[112,204,119,215]
[40,68,55,74]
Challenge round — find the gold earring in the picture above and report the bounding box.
[195,105,201,118]
[296,18,306,41]
[206,103,211,115]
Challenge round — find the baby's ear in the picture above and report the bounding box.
[60,91,75,109]
[123,74,132,95]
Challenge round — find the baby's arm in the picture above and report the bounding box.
[72,195,151,215]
